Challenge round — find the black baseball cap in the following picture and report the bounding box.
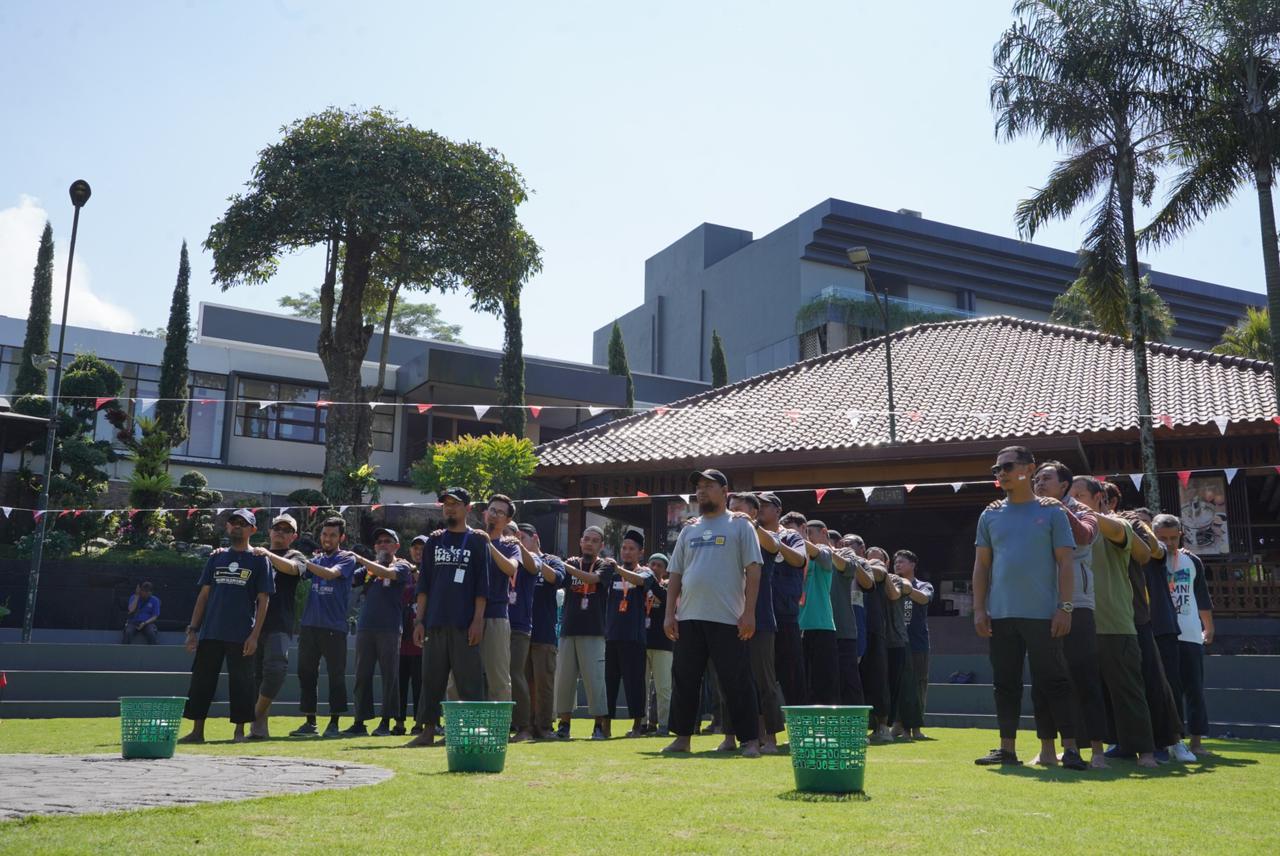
[372,527,400,544]
[757,492,782,508]
[440,486,471,506]
[689,468,728,487]
[517,523,538,536]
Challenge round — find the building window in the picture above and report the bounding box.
[235,378,394,451]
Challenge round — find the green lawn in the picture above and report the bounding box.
[0,718,1276,855]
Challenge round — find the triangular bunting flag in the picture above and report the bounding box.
[137,397,157,411]
[859,487,873,501]
[339,506,349,514]
[370,504,383,511]
[1272,416,1280,426]
[1129,473,1143,491]
[101,509,113,519]
[58,509,72,519]
[33,510,44,522]
[199,398,215,405]
[1,507,11,519]
[257,400,275,410]
[845,409,861,428]
[815,488,828,504]
[685,495,694,506]
[904,484,917,493]
[1225,468,1238,484]
[316,399,331,409]
[473,405,491,420]
[415,403,432,414]
[636,490,649,498]
[600,497,611,510]
[186,508,198,519]
[587,406,605,418]
[1031,410,1048,420]
[907,410,923,422]
[308,505,318,514]
[1177,470,1192,487]
[73,510,84,518]
[1158,413,1174,430]
[951,483,963,493]
[94,397,113,410]
[784,408,800,425]
[558,499,569,505]
[528,406,542,419]
[1212,416,1229,436]
[654,406,670,416]
[368,401,380,410]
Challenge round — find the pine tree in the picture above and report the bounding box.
[497,289,526,438]
[156,242,191,443]
[710,329,728,388]
[607,321,635,411]
[15,223,55,396]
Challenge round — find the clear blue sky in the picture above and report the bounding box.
[0,0,1267,365]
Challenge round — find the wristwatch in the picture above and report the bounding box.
[1056,602,1074,614]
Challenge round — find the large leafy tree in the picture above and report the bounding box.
[156,242,191,444]
[205,107,539,501]
[992,0,1191,511]
[1214,306,1273,359]
[1050,274,1176,341]
[278,286,463,341]
[1143,0,1280,397]
[15,222,54,396]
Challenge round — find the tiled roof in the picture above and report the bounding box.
[536,316,1275,471]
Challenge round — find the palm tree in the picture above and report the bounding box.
[1142,0,1280,390]
[1214,306,1273,359]
[1050,274,1177,341]
[991,0,1193,511]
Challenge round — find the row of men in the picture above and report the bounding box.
[973,446,1215,770]
[177,472,934,754]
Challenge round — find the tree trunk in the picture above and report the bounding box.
[319,235,376,504]
[1253,166,1280,409]
[1117,156,1162,512]
[498,290,526,438]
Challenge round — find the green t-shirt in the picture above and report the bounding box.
[798,547,836,632]
[1092,519,1136,635]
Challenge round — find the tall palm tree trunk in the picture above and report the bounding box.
[1254,169,1280,416]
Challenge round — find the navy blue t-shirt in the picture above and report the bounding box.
[1144,559,1180,637]
[508,554,541,636]
[302,552,357,633]
[905,579,934,652]
[863,575,888,637]
[602,564,652,644]
[769,530,805,628]
[755,552,777,634]
[485,537,522,620]
[417,530,488,630]
[645,581,671,651]
[530,554,566,645]
[197,549,274,644]
[561,556,608,637]
[356,559,413,632]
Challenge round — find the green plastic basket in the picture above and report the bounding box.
[120,696,187,760]
[442,701,516,773]
[782,705,871,794]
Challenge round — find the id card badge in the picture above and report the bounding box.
[645,617,651,629]
[508,589,518,605]
[453,568,466,584]
[580,596,590,611]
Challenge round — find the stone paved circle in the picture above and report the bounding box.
[0,754,393,820]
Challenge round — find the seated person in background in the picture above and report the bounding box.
[123,582,161,644]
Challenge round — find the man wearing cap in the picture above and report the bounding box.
[179,509,274,744]
[517,523,566,739]
[245,513,308,740]
[603,530,655,738]
[343,528,414,736]
[291,516,359,738]
[554,526,613,740]
[405,487,489,747]
[759,497,808,706]
[662,469,764,757]
[396,534,428,735]
[643,553,673,736]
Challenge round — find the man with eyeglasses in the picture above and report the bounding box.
[470,494,523,703]
[246,513,308,740]
[179,508,274,744]
[972,446,1085,769]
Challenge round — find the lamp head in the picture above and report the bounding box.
[846,246,871,269]
[69,180,92,209]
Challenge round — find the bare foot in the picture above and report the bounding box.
[1089,755,1109,770]
[661,736,692,754]
[760,738,779,755]
[1137,754,1159,769]
[1028,752,1059,767]
[177,732,204,745]
[232,732,247,744]
[910,729,927,740]
[402,731,437,748]
[891,726,905,739]
[716,737,738,752]
[740,740,761,758]
[511,730,533,742]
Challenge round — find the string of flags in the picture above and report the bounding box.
[22,394,1279,434]
[0,463,1266,522]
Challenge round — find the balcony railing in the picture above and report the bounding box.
[1205,563,1280,617]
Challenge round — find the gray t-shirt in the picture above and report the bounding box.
[976,499,1075,620]
[830,551,858,641]
[1064,496,1098,610]
[668,512,764,626]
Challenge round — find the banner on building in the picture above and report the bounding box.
[1179,474,1229,555]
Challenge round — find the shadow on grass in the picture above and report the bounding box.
[776,789,871,803]
[981,753,1258,783]
[636,750,765,761]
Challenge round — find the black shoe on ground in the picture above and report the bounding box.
[591,725,607,740]
[390,722,407,736]
[409,723,424,735]
[555,721,572,740]
[340,722,368,737]
[289,722,318,738]
[1061,749,1088,771]
[371,724,393,737]
[974,748,1022,766]
[323,722,344,739]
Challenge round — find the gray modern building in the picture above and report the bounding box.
[594,198,1266,384]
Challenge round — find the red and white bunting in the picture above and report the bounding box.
[1158,413,1174,430]
[528,406,542,419]
[904,484,917,493]
[1,507,10,519]
[368,401,380,410]
[636,490,649,498]
[136,397,158,411]
[859,487,873,501]
[1129,473,1143,491]
[599,497,611,510]
[414,403,432,414]
[586,406,605,418]
[339,506,349,514]
[1213,416,1229,436]
[815,488,828,504]
[845,409,861,428]
[473,405,491,420]
[94,397,113,410]
[316,399,331,409]
[100,509,113,519]
[785,409,800,425]
[33,510,44,522]
[186,508,199,519]
[951,483,964,493]
[199,398,216,405]
[308,505,318,514]
[1225,468,1238,484]
[257,400,276,410]
[1177,470,1192,487]
[654,406,670,416]
[58,509,72,519]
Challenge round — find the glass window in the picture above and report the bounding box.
[230,377,391,451]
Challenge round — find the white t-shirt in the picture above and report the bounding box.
[1168,550,1204,645]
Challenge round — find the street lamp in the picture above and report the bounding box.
[22,180,91,643]
[846,246,897,444]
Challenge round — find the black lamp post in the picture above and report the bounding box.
[846,246,897,444]
[22,179,92,643]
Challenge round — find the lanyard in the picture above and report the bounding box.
[799,560,809,607]
[618,568,631,613]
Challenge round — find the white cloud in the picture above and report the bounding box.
[0,195,135,333]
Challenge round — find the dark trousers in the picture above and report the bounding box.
[802,629,839,705]
[1098,634,1155,754]
[1178,641,1209,736]
[1032,607,1108,743]
[724,631,786,736]
[184,639,255,723]
[353,629,400,723]
[774,623,807,705]
[890,644,923,728]
[253,630,291,700]
[1136,622,1183,747]
[297,625,348,716]
[911,649,929,713]
[123,623,158,645]
[989,618,1075,741]
[859,631,891,723]
[837,638,865,705]
[528,642,557,732]
[417,625,484,725]
[670,620,759,741]
[606,639,647,720]
[398,653,422,721]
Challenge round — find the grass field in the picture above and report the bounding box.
[0,718,1276,855]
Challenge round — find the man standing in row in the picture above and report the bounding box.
[180,509,273,744]
[291,516,358,738]
[395,535,427,736]
[473,495,522,703]
[758,494,807,706]
[603,530,654,738]
[248,513,307,740]
[405,487,488,748]
[345,528,414,736]
[663,469,763,758]
[554,526,612,739]
[644,553,673,736]
[515,523,565,740]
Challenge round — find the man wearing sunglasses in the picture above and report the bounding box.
[246,513,308,740]
[972,446,1084,769]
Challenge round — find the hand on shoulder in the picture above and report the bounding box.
[1036,496,1062,508]
[984,499,1006,512]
